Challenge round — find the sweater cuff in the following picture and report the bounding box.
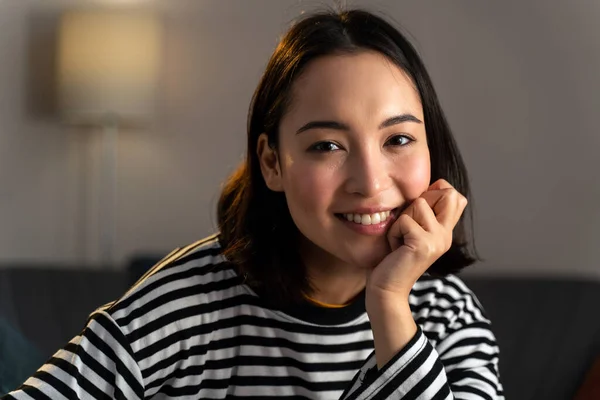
[340,326,434,400]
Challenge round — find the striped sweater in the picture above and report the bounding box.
[3,235,504,399]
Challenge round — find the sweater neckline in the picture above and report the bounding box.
[280,289,367,325]
[222,252,368,326]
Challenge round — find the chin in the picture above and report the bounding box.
[339,239,391,269]
[298,226,392,270]
[351,252,388,269]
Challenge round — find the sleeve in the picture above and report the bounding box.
[338,285,504,399]
[1,310,145,400]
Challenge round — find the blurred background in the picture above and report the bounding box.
[0,1,599,399]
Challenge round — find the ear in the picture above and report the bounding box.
[257,133,284,192]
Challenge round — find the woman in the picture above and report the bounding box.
[3,8,503,400]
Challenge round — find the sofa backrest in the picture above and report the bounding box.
[464,276,600,400]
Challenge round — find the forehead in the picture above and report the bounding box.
[285,51,423,121]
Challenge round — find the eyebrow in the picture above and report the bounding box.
[295,113,423,135]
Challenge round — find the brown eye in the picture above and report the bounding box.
[385,135,413,147]
[308,141,341,152]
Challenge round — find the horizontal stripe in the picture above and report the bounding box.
[118,270,240,334]
[361,331,432,400]
[448,369,499,392]
[158,374,349,397]
[411,356,446,399]
[160,235,223,272]
[5,236,503,400]
[112,241,223,314]
[114,262,234,326]
[439,340,499,361]
[31,371,74,400]
[141,333,374,379]
[436,326,498,357]
[130,297,373,354]
[13,384,52,400]
[135,312,374,365]
[441,351,499,369]
[45,355,107,399]
[84,318,143,398]
[410,287,487,325]
[145,355,365,392]
[154,384,342,399]
[425,320,493,345]
[452,383,495,400]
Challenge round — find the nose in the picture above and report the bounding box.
[343,146,393,197]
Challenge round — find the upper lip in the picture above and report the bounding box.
[337,207,397,215]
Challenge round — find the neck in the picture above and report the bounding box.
[300,237,368,305]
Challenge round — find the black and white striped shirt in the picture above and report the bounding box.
[3,235,503,399]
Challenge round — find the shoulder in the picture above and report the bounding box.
[129,234,226,287]
[92,234,240,335]
[410,274,491,344]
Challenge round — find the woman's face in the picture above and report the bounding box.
[261,51,431,270]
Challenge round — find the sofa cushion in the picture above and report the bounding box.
[0,317,43,395]
[463,275,600,400]
[0,267,129,358]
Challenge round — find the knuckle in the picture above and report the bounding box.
[440,179,453,189]
[459,194,468,207]
[415,197,427,207]
[443,235,452,252]
[398,214,412,225]
[445,188,459,198]
[419,239,437,257]
[446,188,468,207]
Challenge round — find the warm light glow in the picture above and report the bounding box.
[57,11,163,124]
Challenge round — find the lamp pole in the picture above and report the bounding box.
[100,114,119,267]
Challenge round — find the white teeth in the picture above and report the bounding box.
[371,213,381,224]
[342,211,392,225]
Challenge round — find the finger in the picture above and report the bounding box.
[418,188,455,217]
[431,190,468,229]
[428,178,453,191]
[387,213,426,251]
[402,197,438,232]
[417,179,456,212]
[419,189,445,211]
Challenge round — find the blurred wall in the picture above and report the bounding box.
[0,0,598,279]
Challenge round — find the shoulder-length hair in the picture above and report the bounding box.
[218,8,477,307]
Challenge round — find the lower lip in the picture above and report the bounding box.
[336,210,397,236]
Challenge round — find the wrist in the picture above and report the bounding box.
[366,297,414,327]
[365,288,411,317]
[366,293,417,369]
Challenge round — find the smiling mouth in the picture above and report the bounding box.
[335,209,398,226]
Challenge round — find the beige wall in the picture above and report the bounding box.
[0,0,598,279]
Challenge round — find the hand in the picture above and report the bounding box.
[366,179,468,303]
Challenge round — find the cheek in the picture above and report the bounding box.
[397,152,431,198]
[282,159,334,214]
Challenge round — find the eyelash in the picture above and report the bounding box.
[385,134,415,147]
[307,135,415,153]
[309,141,342,152]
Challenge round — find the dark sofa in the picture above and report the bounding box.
[0,264,598,399]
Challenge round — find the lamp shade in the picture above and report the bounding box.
[57,11,162,125]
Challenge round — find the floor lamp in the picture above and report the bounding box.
[57,10,162,267]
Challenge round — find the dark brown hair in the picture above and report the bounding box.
[217,9,477,306]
